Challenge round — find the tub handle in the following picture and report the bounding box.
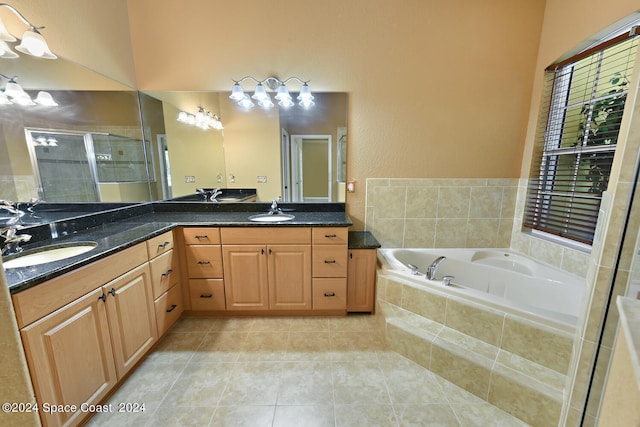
[442,276,455,286]
[407,264,420,275]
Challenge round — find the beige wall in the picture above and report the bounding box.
[163,103,226,197]
[125,0,547,228]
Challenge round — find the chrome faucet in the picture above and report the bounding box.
[268,199,283,215]
[426,256,446,280]
[1,226,32,256]
[209,188,222,202]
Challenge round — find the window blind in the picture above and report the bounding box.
[523,29,639,245]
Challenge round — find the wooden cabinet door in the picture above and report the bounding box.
[347,249,377,312]
[20,288,117,427]
[222,245,269,310]
[267,244,312,310]
[103,263,158,379]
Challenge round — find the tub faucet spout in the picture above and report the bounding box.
[426,256,446,280]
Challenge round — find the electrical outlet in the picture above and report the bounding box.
[257,176,267,183]
[185,176,195,183]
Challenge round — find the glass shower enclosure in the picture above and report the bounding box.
[25,129,154,202]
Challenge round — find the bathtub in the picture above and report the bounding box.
[378,248,586,331]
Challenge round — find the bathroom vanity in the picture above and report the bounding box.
[2,201,380,427]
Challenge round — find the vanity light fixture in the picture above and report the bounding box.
[177,107,223,131]
[0,74,57,106]
[230,76,314,109]
[0,3,56,59]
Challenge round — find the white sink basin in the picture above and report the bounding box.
[248,213,295,222]
[3,242,98,269]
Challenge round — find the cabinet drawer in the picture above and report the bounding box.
[186,245,223,278]
[183,227,221,245]
[146,230,174,259]
[313,245,348,277]
[313,278,347,310]
[155,283,183,336]
[149,249,179,299]
[221,227,310,244]
[312,227,348,245]
[189,279,226,311]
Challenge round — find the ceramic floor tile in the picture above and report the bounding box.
[210,405,276,427]
[277,361,334,405]
[393,404,461,426]
[333,360,392,405]
[86,315,529,427]
[273,405,335,427]
[334,404,398,427]
[219,361,284,405]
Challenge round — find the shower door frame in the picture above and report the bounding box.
[25,128,102,202]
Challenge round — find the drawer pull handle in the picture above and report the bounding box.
[194,235,208,239]
[158,241,171,248]
[325,234,337,238]
[324,260,336,264]
[324,292,336,297]
[108,288,116,296]
[200,294,213,298]
[166,304,177,313]
[161,269,174,277]
[98,293,107,302]
[197,261,211,265]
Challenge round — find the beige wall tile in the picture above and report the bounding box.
[444,299,504,346]
[469,186,503,218]
[488,373,562,427]
[369,186,406,218]
[501,317,573,374]
[466,219,500,248]
[401,284,446,324]
[405,187,438,218]
[403,219,436,248]
[437,187,471,219]
[435,218,468,247]
[430,344,491,400]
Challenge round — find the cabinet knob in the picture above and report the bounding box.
[197,261,211,265]
[324,260,336,264]
[161,269,174,277]
[108,288,116,296]
[200,294,213,298]
[98,293,107,302]
[325,234,337,238]
[194,235,208,239]
[166,304,177,313]
[324,292,336,297]
[158,241,170,248]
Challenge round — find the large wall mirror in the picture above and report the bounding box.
[141,90,348,203]
[0,52,348,204]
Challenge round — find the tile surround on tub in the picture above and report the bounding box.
[377,270,574,426]
[365,178,518,249]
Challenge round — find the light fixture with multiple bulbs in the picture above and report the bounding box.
[0,73,57,105]
[177,107,223,131]
[230,76,314,109]
[32,135,58,147]
[0,3,56,59]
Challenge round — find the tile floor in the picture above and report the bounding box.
[86,314,529,427]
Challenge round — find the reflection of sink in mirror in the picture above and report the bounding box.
[2,242,98,269]
[248,213,295,222]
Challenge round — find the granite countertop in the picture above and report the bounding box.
[616,296,640,388]
[3,204,352,294]
[348,231,382,249]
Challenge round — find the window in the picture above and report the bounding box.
[523,29,639,245]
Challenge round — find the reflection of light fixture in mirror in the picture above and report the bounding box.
[230,76,313,109]
[34,90,57,106]
[177,107,223,131]
[0,3,56,59]
[0,74,57,106]
[33,136,57,147]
